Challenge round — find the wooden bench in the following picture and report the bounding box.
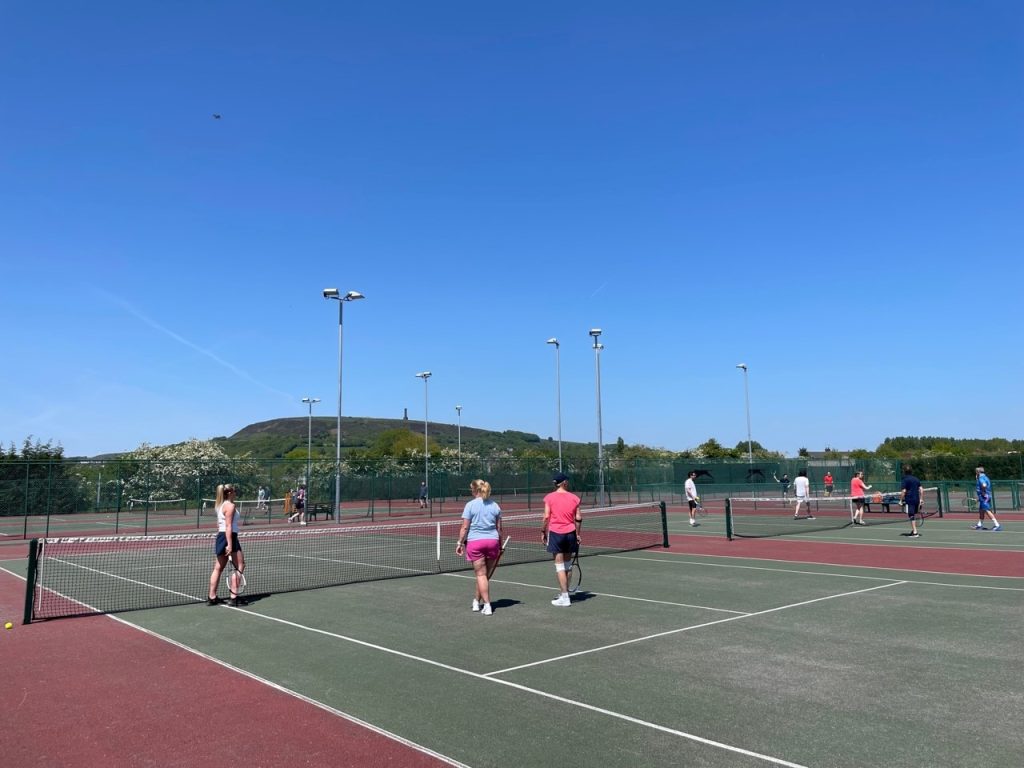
[305,503,333,522]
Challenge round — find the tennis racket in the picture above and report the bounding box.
[695,498,708,518]
[567,546,582,595]
[224,558,247,595]
[486,535,511,579]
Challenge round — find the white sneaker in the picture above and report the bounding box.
[471,599,481,612]
[481,603,493,616]
[299,521,307,526]
[551,594,571,607]
[689,519,697,526]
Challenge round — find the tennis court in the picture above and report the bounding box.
[2,506,1022,767]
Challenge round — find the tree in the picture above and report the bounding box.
[0,437,89,516]
[122,439,259,501]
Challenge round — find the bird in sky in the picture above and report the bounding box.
[212,113,221,119]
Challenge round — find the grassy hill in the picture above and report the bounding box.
[213,416,590,459]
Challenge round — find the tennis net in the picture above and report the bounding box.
[725,488,942,539]
[127,498,188,515]
[200,497,288,524]
[24,501,667,622]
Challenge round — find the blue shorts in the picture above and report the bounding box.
[979,498,992,511]
[904,502,920,519]
[215,532,241,556]
[546,530,578,556]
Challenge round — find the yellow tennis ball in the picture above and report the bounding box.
[4,622,12,630]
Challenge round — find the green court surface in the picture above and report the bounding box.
[8,513,1021,768]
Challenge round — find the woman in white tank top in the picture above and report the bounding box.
[207,483,246,606]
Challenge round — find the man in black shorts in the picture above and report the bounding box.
[900,466,923,538]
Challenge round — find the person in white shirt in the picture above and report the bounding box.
[792,470,814,520]
[684,471,700,527]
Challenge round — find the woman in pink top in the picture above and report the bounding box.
[850,471,872,526]
[541,473,582,607]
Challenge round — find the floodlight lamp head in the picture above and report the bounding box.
[736,363,748,371]
[344,290,364,301]
[589,328,602,338]
[323,288,340,299]
[415,371,432,380]
[546,337,559,346]
[455,404,462,412]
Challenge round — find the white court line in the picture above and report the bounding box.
[229,607,810,768]
[607,552,1024,586]
[485,581,906,676]
[49,558,204,601]
[443,572,749,614]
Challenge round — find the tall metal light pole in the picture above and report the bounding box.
[589,329,605,506]
[455,404,463,472]
[415,372,432,502]
[301,397,320,494]
[323,288,364,521]
[546,338,563,473]
[736,363,753,464]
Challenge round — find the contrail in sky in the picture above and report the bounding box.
[104,292,294,400]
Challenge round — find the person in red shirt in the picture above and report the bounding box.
[823,472,834,497]
[541,473,582,607]
[850,470,872,526]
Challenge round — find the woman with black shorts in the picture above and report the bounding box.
[208,483,246,606]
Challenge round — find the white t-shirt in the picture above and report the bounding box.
[684,478,698,501]
[793,476,810,498]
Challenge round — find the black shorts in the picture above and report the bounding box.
[687,500,698,510]
[215,532,241,556]
[546,530,578,556]
[905,501,920,519]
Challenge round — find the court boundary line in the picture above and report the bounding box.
[612,551,1024,582]
[484,581,905,676]
[0,565,472,768]
[226,606,810,768]
[443,572,749,614]
[107,614,473,768]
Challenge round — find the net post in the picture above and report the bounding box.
[659,501,668,547]
[936,486,944,518]
[725,498,734,540]
[23,539,39,625]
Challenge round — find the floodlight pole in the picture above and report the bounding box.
[590,329,605,506]
[323,288,365,521]
[736,363,753,464]
[416,372,432,501]
[301,397,320,494]
[546,338,563,473]
[455,405,463,472]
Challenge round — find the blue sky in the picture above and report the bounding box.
[2,1,1022,458]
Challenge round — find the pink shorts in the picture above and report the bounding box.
[465,538,500,562]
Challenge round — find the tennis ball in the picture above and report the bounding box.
[4,622,12,630]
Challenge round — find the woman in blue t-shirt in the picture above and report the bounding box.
[455,480,502,616]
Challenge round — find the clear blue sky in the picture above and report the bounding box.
[2,1,1022,458]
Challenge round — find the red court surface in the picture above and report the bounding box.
[0,567,455,768]
[666,532,1023,577]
